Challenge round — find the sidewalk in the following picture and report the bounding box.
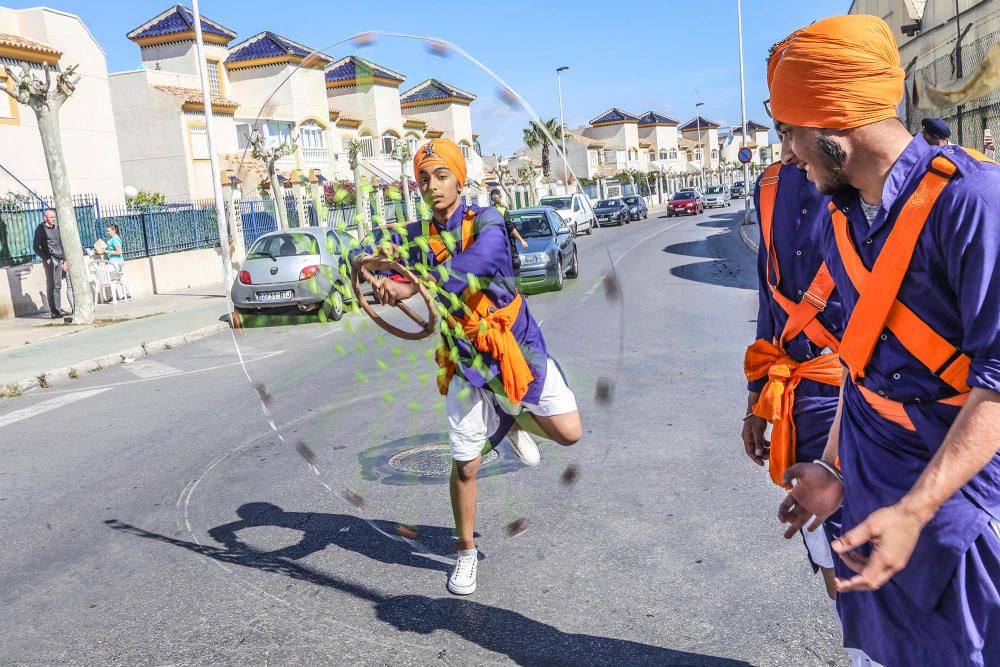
[0,286,230,394]
[738,202,759,253]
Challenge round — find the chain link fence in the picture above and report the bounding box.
[906,29,1000,149]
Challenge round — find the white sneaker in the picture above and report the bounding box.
[507,429,540,467]
[447,549,478,595]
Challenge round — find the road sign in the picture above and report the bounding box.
[738,147,753,164]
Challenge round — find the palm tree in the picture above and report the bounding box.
[522,119,564,178]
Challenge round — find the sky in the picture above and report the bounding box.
[5,0,852,153]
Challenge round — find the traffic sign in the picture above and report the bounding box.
[738,147,753,164]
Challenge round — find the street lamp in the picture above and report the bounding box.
[556,66,569,193]
[695,101,705,190]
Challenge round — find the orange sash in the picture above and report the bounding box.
[745,339,843,485]
[428,210,535,405]
[832,155,970,394]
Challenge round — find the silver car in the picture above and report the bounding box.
[704,184,732,208]
[231,226,356,320]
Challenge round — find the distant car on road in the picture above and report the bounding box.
[594,198,630,226]
[667,190,704,217]
[622,195,648,220]
[538,193,596,236]
[732,181,754,198]
[510,207,578,292]
[232,227,356,320]
[704,184,732,208]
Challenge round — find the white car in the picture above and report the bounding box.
[538,193,596,236]
[704,184,732,208]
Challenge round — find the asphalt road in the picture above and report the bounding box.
[0,205,844,666]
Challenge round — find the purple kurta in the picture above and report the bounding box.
[390,203,550,405]
[750,164,842,463]
[821,136,1000,665]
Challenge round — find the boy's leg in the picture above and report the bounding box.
[446,377,497,550]
[515,358,582,446]
[450,456,481,551]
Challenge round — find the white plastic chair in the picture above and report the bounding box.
[89,260,128,304]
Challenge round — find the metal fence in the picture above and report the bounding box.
[906,29,1000,149]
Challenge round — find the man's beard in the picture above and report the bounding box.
[813,134,849,194]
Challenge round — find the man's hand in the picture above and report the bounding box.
[61,260,68,271]
[520,239,528,249]
[832,504,926,592]
[778,462,843,538]
[986,135,996,152]
[374,278,418,307]
[742,413,769,466]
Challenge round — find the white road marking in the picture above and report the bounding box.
[0,388,111,428]
[125,359,182,379]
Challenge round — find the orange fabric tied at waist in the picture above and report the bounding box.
[856,383,968,432]
[435,293,534,405]
[744,339,843,485]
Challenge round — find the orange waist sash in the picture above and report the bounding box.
[745,338,843,485]
[855,383,968,432]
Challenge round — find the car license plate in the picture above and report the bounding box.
[256,290,294,302]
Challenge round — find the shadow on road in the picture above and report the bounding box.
[106,517,752,666]
[661,213,756,291]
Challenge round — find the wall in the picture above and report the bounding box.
[1,246,225,318]
[0,7,126,204]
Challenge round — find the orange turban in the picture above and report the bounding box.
[412,138,467,185]
[768,15,904,129]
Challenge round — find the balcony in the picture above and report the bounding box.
[301,147,329,165]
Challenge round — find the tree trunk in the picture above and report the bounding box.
[36,106,95,324]
[267,161,288,230]
[541,143,550,178]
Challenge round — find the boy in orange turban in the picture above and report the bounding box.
[769,14,1000,665]
[370,138,582,596]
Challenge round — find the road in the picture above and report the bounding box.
[0,207,843,666]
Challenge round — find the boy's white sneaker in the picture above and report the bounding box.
[448,549,478,595]
[507,429,540,467]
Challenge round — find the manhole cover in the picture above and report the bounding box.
[388,442,499,477]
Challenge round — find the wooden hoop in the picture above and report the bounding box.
[351,254,438,340]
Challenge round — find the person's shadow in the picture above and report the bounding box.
[661,213,757,291]
[205,501,468,572]
[106,517,752,666]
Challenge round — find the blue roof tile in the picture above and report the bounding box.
[400,78,475,104]
[127,5,236,42]
[679,115,721,132]
[325,56,405,84]
[589,108,639,125]
[226,31,324,64]
[638,111,679,126]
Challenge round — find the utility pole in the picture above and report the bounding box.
[556,66,570,192]
[737,0,751,224]
[954,0,965,146]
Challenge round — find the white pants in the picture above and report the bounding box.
[446,358,578,462]
[802,523,835,569]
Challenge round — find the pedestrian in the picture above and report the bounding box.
[769,14,1000,665]
[31,207,70,319]
[919,117,950,146]
[367,139,582,597]
[491,188,527,274]
[103,223,132,299]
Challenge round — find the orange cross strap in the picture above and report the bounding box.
[757,162,840,352]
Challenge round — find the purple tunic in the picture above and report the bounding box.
[391,203,550,405]
[750,164,842,463]
[821,136,1000,665]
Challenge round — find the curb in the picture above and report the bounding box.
[739,214,760,254]
[2,321,229,397]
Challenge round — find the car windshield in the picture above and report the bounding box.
[510,214,553,238]
[672,191,696,201]
[624,197,639,204]
[733,182,745,188]
[248,232,319,259]
[539,197,571,210]
[597,199,619,208]
[706,186,725,194]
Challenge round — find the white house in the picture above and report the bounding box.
[0,6,125,203]
[719,119,778,166]
[678,115,721,171]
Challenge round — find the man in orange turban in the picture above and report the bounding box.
[367,137,583,597]
[769,14,1000,666]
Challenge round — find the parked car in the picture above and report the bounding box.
[231,227,355,320]
[704,184,732,208]
[667,190,705,216]
[622,195,648,220]
[731,181,748,198]
[509,207,578,292]
[593,198,630,226]
[538,193,596,236]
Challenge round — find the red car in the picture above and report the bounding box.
[667,190,704,216]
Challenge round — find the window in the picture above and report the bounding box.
[603,149,616,164]
[206,58,223,96]
[711,149,719,160]
[669,148,677,160]
[695,149,703,162]
[460,142,471,160]
[381,132,398,156]
[405,134,419,156]
[300,121,325,149]
[358,134,375,158]
[659,149,669,160]
[189,124,209,160]
[1,74,18,123]
[588,151,598,166]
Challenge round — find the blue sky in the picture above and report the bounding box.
[8,0,850,152]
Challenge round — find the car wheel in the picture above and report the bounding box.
[566,250,579,278]
[319,288,344,322]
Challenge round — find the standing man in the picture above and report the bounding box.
[770,15,1000,665]
[919,117,950,146]
[490,188,527,274]
[32,208,70,319]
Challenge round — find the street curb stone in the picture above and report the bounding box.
[739,215,760,254]
[3,321,229,397]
